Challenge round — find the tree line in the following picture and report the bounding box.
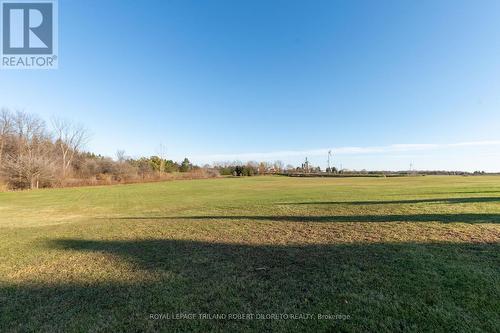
[0,109,304,190]
[0,109,219,190]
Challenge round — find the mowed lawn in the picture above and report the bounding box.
[0,176,499,332]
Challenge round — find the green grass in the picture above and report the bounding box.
[0,176,499,332]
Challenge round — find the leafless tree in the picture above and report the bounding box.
[258,161,272,174]
[274,160,284,173]
[114,149,138,181]
[52,117,89,179]
[247,160,259,169]
[1,111,56,189]
[0,109,210,189]
[2,145,56,189]
[0,109,14,166]
[156,143,167,175]
[116,149,126,163]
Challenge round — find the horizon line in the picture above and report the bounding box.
[191,140,500,163]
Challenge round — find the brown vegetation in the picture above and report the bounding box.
[0,109,218,190]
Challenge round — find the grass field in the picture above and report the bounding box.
[1,176,499,332]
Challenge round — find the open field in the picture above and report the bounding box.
[1,176,499,332]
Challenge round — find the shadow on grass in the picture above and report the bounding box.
[279,196,500,206]
[110,213,500,224]
[1,239,499,332]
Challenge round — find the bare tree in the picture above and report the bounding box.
[114,149,137,180]
[274,160,284,173]
[2,144,56,189]
[52,117,89,179]
[156,143,167,176]
[2,111,55,189]
[0,108,13,166]
[116,149,126,163]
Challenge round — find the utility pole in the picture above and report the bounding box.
[328,150,334,173]
[327,150,331,173]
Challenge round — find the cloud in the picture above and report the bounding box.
[194,140,500,163]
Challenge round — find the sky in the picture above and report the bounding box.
[1,0,500,171]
